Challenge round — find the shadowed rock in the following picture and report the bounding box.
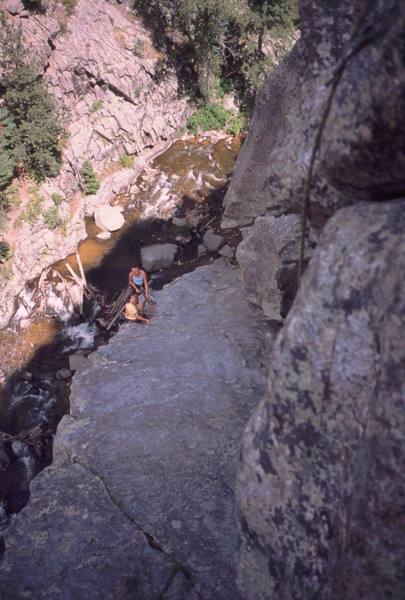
[237,200,405,600]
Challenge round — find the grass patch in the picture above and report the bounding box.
[91,99,103,113]
[187,104,247,136]
[22,191,42,224]
[51,192,64,206]
[43,206,61,230]
[132,39,144,58]
[119,154,134,168]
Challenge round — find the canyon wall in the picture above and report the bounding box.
[224,0,405,597]
[0,0,192,327]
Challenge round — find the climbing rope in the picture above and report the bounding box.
[298,0,399,279]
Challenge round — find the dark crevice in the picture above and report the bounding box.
[80,64,140,106]
[70,453,202,597]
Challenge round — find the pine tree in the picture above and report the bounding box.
[0,108,16,191]
[0,13,62,181]
[80,161,101,195]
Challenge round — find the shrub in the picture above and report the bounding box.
[119,154,134,168]
[187,104,228,135]
[132,39,144,58]
[187,103,247,136]
[22,192,41,224]
[80,161,101,195]
[59,19,68,34]
[91,99,103,113]
[0,185,20,213]
[0,240,10,262]
[226,111,247,135]
[51,191,64,206]
[44,206,60,229]
[62,0,77,16]
[134,85,142,98]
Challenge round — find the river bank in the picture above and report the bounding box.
[0,133,242,532]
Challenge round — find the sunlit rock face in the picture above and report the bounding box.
[4,0,192,193]
[224,0,405,230]
[222,0,405,319]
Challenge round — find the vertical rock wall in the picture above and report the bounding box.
[237,201,405,599]
[223,0,405,321]
[228,0,405,597]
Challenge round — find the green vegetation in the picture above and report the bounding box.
[187,104,247,136]
[132,39,144,58]
[22,191,41,224]
[0,184,20,212]
[134,85,142,98]
[43,206,60,230]
[227,112,247,136]
[132,0,298,107]
[119,154,134,168]
[0,240,10,262]
[62,0,77,16]
[80,160,101,195]
[0,108,16,192]
[51,191,64,206]
[91,99,103,113]
[187,104,228,135]
[0,14,62,183]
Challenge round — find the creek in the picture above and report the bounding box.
[0,134,242,532]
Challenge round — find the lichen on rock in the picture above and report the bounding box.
[237,201,405,599]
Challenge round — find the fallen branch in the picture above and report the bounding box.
[75,250,87,288]
[1,424,44,450]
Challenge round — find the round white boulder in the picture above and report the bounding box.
[94,206,125,232]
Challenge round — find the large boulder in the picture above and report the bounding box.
[203,230,226,253]
[237,200,405,600]
[236,214,302,321]
[141,243,178,271]
[223,0,405,233]
[0,262,270,600]
[94,205,125,232]
[3,0,24,15]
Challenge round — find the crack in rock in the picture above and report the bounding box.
[69,453,202,596]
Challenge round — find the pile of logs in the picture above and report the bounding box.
[105,286,132,331]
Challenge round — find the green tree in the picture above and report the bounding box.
[133,0,297,106]
[0,13,62,181]
[80,161,100,195]
[0,108,16,191]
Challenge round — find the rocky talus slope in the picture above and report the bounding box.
[0,261,272,599]
[0,0,191,327]
[220,0,405,597]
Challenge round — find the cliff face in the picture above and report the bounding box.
[228,0,405,597]
[223,0,405,321]
[238,201,405,599]
[0,0,192,327]
[4,0,191,192]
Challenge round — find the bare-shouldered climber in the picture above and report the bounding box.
[128,265,149,311]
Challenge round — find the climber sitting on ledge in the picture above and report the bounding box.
[123,294,150,324]
[128,265,149,310]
